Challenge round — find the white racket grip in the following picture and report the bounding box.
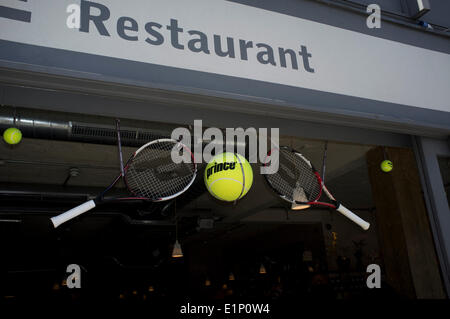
[51,200,96,228]
[336,204,370,230]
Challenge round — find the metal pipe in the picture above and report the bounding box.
[0,107,168,146]
[0,189,91,199]
[0,113,70,140]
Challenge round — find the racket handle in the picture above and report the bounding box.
[50,200,96,228]
[336,204,370,230]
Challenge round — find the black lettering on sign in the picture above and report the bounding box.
[0,0,31,23]
[74,1,316,73]
[80,0,111,36]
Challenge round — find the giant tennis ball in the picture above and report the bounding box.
[3,127,22,145]
[204,152,253,202]
[380,160,393,172]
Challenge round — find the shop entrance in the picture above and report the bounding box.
[0,106,446,301]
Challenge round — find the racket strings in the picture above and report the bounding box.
[265,149,321,203]
[125,141,196,200]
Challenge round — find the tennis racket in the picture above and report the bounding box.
[50,138,197,228]
[264,146,370,230]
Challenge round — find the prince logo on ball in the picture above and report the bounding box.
[206,161,236,179]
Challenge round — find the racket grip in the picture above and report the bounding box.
[336,204,370,230]
[50,200,96,228]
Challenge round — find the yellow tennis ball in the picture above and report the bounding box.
[3,127,22,145]
[380,160,393,172]
[204,152,253,202]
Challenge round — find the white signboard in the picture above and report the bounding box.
[0,0,449,112]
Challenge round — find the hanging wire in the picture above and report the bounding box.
[174,200,178,240]
[115,119,125,178]
[382,147,388,161]
[321,141,328,183]
[13,107,17,127]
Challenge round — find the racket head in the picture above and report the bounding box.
[124,138,197,201]
[264,146,323,205]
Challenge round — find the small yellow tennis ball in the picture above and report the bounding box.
[204,152,253,202]
[3,127,22,145]
[380,160,393,172]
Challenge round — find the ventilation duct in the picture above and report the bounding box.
[0,108,169,146]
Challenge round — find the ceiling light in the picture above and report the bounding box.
[291,185,310,210]
[259,264,267,274]
[291,203,311,210]
[172,240,183,258]
[172,209,183,258]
